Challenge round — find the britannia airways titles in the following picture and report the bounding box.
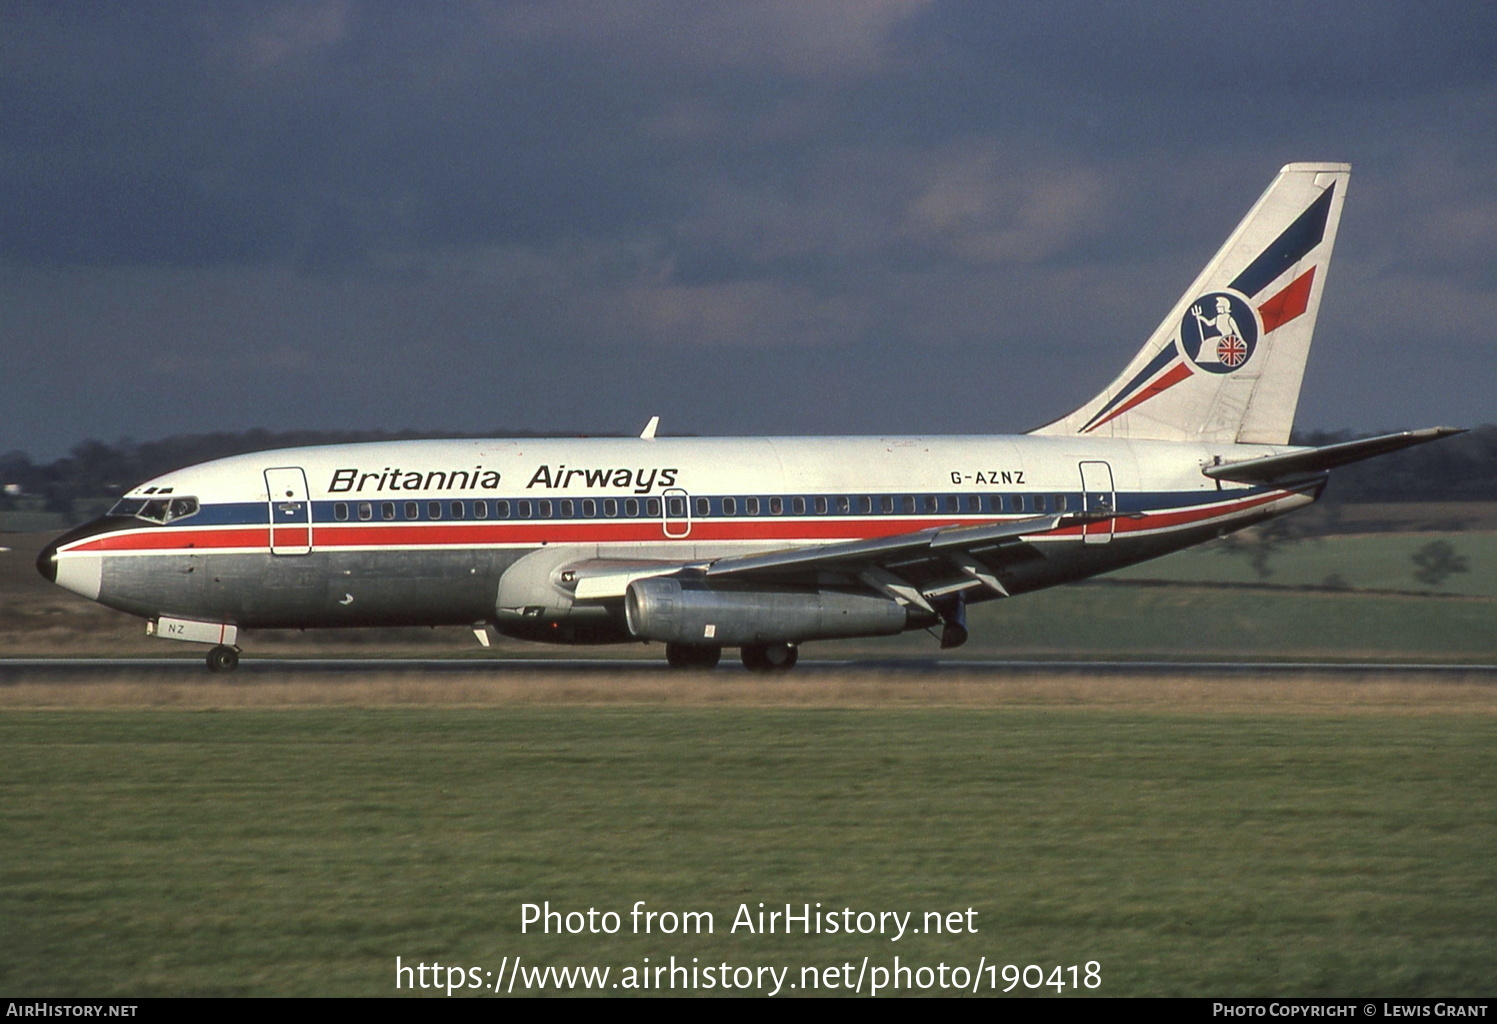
[327,464,680,495]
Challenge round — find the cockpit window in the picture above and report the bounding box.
[108,496,200,524]
[108,499,146,518]
[168,497,200,521]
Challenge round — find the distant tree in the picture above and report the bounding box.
[1214,515,1319,579]
[1410,540,1469,588]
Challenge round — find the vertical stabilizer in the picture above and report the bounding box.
[1031,163,1349,444]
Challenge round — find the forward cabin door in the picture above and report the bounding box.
[265,467,313,555]
[1078,460,1116,545]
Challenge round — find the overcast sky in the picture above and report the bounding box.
[3,1,1495,459]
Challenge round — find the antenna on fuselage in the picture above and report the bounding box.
[639,415,660,440]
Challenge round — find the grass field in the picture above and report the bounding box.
[1112,531,1497,597]
[2,678,1495,997]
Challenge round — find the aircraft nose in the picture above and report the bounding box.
[36,539,58,583]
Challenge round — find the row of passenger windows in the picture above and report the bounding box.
[329,492,1074,523]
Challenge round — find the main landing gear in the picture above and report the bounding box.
[206,645,240,673]
[740,642,798,673]
[665,642,722,669]
[663,641,799,672]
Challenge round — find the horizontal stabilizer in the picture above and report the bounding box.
[1202,427,1465,484]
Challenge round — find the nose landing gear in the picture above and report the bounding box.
[206,645,240,673]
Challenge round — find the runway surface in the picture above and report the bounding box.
[4,656,1496,679]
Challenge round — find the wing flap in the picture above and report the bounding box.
[702,513,1067,580]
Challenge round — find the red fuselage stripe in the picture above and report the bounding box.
[61,490,1292,555]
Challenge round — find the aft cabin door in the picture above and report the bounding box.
[265,467,313,555]
[1078,461,1115,545]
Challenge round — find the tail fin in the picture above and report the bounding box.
[1031,162,1349,444]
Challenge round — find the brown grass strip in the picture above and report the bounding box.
[1,667,1494,714]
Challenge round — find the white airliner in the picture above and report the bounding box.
[38,163,1458,672]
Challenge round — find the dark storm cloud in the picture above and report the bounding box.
[1,1,1494,458]
[1,2,681,265]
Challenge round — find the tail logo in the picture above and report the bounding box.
[1182,292,1258,374]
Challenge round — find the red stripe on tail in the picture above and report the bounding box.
[1257,267,1316,334]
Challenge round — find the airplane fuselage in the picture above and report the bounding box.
[40,433,1317,645]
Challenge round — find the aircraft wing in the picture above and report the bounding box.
[701,512,1081,610]
[571,512,1086,611]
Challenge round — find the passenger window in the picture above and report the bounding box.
[604,499,619,517]
[924,495,939,513]
[769,497,783,515]
[559,499,574,518]
[814,496,827,515]
[695,497,710,517]
[837,496,851,514]
[1054,495,1067,512]
[382,502,395,520]
[967,495,982,513]
[722,497,736,516]
[646,498,661,517]
[428,501,442,520]
[582,499,596,518]
[334,503,348,521]
[625,498,640,517]
[405,502,419,520]
[991,495,1005,513]
[945,495,960,513]
[517,500,531,518]
[496,500,510,518]
[474,501,488,519]
[358,502,372,521]
[792,497,806,515]
[452,501,466,519]
[1034,495,1047,513]
[745,497,760,516]
[1013,495,1025,513]
[858,496,872,514]
[668,497,686,518]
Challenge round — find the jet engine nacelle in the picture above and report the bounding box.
[624,577,908,647]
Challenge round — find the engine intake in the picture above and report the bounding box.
[624,577,907,646]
